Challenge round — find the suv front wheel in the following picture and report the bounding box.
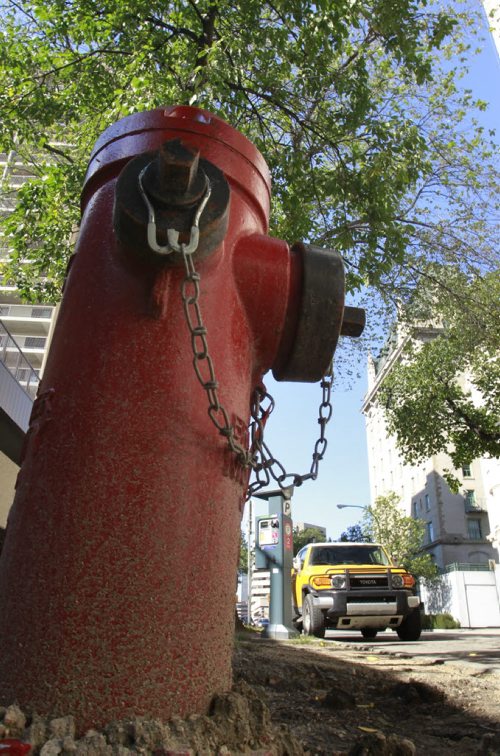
[302,594,326,639]
[396,608,422,641]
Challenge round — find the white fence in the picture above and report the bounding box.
[421,565,500,628]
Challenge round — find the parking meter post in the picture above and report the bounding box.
[255,489,298,640]
[247,498,253,625]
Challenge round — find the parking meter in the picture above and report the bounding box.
[254,490,298,639]
[255,514,293,569]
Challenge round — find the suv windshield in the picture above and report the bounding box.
[309,545,390,566]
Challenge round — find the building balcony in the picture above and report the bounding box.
[0,320,37,463]
[464,497,487,513]
[0,305,54,336]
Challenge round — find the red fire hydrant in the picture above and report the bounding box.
[0,106,363,731]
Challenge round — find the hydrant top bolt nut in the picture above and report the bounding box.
[114,138,230,263]
[340,305,366,338]
[142,139,207,208]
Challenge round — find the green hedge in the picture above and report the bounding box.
[422,612,461,630]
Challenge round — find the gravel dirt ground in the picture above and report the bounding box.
[233,631,500,754]
[2,629,500,755]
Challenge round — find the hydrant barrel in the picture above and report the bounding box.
[0,106,363,731]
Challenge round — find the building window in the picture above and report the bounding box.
[468,551,490,564]
[462,464,472,478]
[467,519,482,540]
[413,501,418,518]
[31,307,52,318]
[24,337,46,348]
[426,521,434,543]
[425,494,431,511]
[464,490,476,511]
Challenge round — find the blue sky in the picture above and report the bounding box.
[246,3,500,541]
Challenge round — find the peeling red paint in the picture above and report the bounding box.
[0,740,31,755]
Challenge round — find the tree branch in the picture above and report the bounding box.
[42,142,74,164]
[443,392,500,444]
[144,15,199,44]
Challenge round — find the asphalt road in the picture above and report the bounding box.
[324,627,500,673]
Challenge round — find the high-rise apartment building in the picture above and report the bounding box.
[0,150,57,372]
[362,323,499,571]
[0,150,57,524]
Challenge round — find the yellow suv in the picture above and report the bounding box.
[292,542,422,640]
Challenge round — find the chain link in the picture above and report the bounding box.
[246,364,334,498]
[180,242,335,500]
[138,170,334,499]
[180,249,255,468]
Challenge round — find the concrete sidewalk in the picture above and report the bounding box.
[325,627,500,673]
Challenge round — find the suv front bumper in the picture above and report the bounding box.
[310,589,420,625]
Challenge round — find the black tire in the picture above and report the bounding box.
[302,594,326,638]
[361,628,378,639]
[396,609,422,641]
[292,597,302,630]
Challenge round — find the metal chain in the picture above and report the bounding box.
[180,248,255,468]
[246,364,334,498]
[180,242,335,499]
[138,166,212,255]
[138,169,334,498]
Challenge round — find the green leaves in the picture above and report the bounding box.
[293,526,326,555]
[363,493,438,581]
[379,269,500,471]
[1,161,82,302]
[0,0,497,322]
[239,531,249,573]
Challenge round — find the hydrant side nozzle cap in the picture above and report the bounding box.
[272,243,346,383]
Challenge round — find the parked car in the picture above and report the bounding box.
[254,617,270,629]
[292,542,422,641]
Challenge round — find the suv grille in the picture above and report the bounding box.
[350,574,389,589]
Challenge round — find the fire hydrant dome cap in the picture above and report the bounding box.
[84,106,271,225]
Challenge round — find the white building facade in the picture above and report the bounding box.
[362,323,499,572]
[482,0,500,60]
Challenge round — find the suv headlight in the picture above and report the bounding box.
[332,574,347,589]
[392,574,404,588]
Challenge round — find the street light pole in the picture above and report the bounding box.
[337,504,368,512]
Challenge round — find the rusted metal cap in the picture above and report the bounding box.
[85,107,271,227]
[113,138,230,263]
[272,243,365,382]
[141,139,207,207]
